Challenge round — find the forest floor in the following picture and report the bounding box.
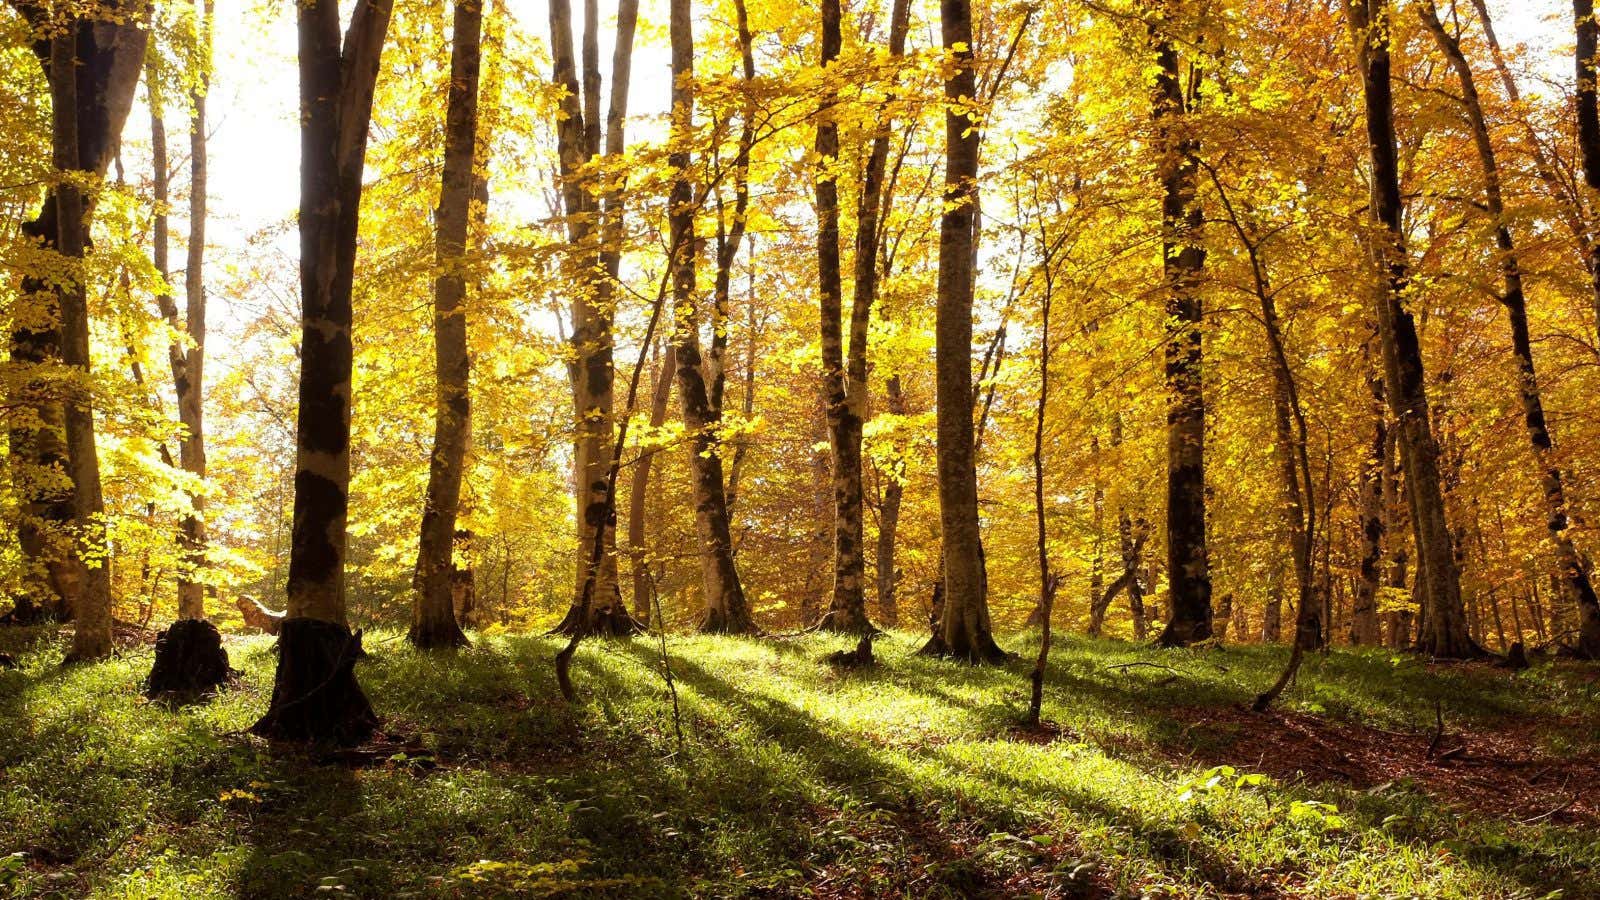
[1,625,1597,898]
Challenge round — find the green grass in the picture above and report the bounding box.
[1,626,1596,898]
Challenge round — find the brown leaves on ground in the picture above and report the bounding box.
[1177,704,1598,827]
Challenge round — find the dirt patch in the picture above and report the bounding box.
[1175,705,1599,827]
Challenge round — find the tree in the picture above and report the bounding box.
[250,0,392,744]
[1419,0,1600,659]
[548,0,644,637]
[1152,4,1212,648]
[1345,0,1477,659]
[148,0,210,623]
[1576,0,1600,339]
[411,0,484,649]
[923,0,1004,663]
[667,0,754,634]
[5,0,147,651]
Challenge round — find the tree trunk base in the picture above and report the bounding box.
[1414,634,1485,660]
[813,606,878,635]
[698,607,758,635]
[250,618,378,746]
[1156,616,1212,648]
[919,629,1010,664]
[549,602,646,637]
[408,617,469,650]
[145,618,232,699]
[822,633,875,669]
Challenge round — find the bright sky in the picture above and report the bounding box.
[194,0,1566,305]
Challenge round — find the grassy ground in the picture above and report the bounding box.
[1,626,1596,898]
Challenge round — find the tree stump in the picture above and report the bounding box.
[250,618,378,746]
[823,633,876,669]
[144,618,232,698]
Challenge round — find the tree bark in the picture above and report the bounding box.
[628,342,675,620]
[411,0,483,650]
[6,1,147,635]
[922,0,1004,663]
[252,0,392,744]
[1575,0,1600,339]
[1346,0,1477,659]
[812,0,866,632]
[1421,1,1600,659]
[1350,341,1386,645]
[875,375,906,627]
[668,0,754,634]
[546,0,638,635]
[1151,10,1211,648]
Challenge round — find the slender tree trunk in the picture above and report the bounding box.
[814,0,868,633]
[174,1,211,620]
[411,0,484,649]
[50,29,110,663]
[875,377,906,627]
[251,0,391,745]
[1575,0,1600,339]
[1347,0,1477,658]
[628,342,675,620]
[668,0,753,634]
[6,2,146,632]
[922,0,1004,663]
[547,0,637,635]
[814,0,910,634]
[1422,1,1600,658]
[149,14,211,623]
[1152,10,1211,648]
[1350,343,1386,645]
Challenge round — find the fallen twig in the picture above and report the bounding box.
[1518,795,1579,825]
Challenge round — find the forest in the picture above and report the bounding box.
[2,0,1599,895]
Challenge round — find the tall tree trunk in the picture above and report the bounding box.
[149,5,211,623]
[6,1,147,633]
[176,0,211,620]
[1575,0,1600,339]
[548,0,632,635]
[250,0,391,745]
[1151,10,1211,648]
[1350,342,1386,645]
[411,0,484,649]
[1421,1,1600,658]
[813,0,868,633]
[922,0,1004,663]
[668,0,754,634]
[628,342,675,620]
[813,0,910,634]
[875,374,906,627]
[1346,0,1477,659]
